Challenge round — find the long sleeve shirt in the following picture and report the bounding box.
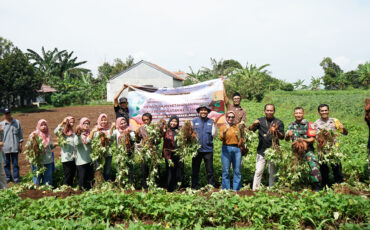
[26,134,55,165]
[54,125,76,163]
[73,135,92,166]
[192,117,217,153]
[219,124,239,145]
[0,119,23,153]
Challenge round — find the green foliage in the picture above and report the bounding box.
[0,187,368,229]
[0,36,14,58]
[0,46,42,107]
[23,135,47,177]
[97,55,135,81]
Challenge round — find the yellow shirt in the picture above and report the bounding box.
[219,124,239,145]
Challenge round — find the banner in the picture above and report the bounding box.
[127,79,225,129]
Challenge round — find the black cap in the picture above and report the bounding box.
[3,108,11,114]
[119,97,128,103]
[196,103,211,113]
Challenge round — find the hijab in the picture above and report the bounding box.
[62,116,75,136]
[32,119,51,146]
[79,117,90,144]
[225,111,236,126]
[168,115,179,131]
[97,113,110,132]
[116,117,129,136]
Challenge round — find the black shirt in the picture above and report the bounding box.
[252,117,284,156]
[114,106,129,121]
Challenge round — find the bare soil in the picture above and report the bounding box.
[19,188,83,200]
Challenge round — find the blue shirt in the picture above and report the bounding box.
[192,117,214,152]
[0,119,23,153]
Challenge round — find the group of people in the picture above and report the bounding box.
[0,83,368,192]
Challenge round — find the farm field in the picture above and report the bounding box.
[1,90,370,229]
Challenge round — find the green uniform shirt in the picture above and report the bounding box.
[54,125,76,162]
[73,135,92,166]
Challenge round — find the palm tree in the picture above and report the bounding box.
[27,47,87,81]
[336,71,348,90]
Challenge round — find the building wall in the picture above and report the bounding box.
[106,63,182,102]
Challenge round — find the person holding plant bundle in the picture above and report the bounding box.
[74,117,94,190]
[314,104,348,188]
[285,107,322,191]
[89,113,112,181]
[27,119,56,186]
[191,103,217,189]
[111,116,135,184]
[249,104,284,190]
[135,113,154,189]
[160,115,184,192]
[54,116,76,186]
[365,98,370,180]
[219,111,242,191]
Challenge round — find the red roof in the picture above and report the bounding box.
[36,84,57,93]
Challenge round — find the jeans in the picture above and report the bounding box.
[191,151,215,189]
[221,145,242,191]
[31,163,53,186]
[103,156,113,181]
[4,152,20,182]
[252,154,276,190]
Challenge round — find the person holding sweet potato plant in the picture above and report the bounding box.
[26,119,57,186]
[74,117,94,190]
[249,104,284,190]
[54,116,76,186]
[285,107,322,191]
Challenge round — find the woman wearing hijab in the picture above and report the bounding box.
[28,119,56,186]
[54,116,77,186]
[111,117,135,182]
[161,115,184,192]
[74,117,94,190]
[219,111,242,191]
[89,113,113,181]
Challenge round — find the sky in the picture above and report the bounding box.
[1,0,369,84]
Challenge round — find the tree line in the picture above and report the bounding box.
[0,36,369,108]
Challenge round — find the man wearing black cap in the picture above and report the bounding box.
[0,108,23,183]
[223,82,246,124]
[114,84,130,121]
[191,103,217,189]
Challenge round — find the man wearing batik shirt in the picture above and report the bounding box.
[285,107,322,191]
[314,104,348,188]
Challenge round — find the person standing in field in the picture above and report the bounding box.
[191,103,217,189]
[114,83,130,121]
[314,104,348,188]
[219,111,242,191]
[135,113,154,189]
[249,104,284,190]
[160,115,184,192]
[0,126,7,189]
[74,117,94,190]
[285,107,322,191]
[89,114,113,181]
[111,116,135,183]
[54,116,77,186]
[28,119,56,186]
[223,80,246,124]
[0,108,23,183]
[365,99,370,180]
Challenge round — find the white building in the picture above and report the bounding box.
[106,60,184,102]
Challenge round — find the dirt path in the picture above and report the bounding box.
[12,105,114,178]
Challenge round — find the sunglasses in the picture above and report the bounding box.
[227,116,235,119]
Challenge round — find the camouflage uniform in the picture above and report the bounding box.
[286,119,322,183]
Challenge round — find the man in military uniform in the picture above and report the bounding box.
[285,107,322,190]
